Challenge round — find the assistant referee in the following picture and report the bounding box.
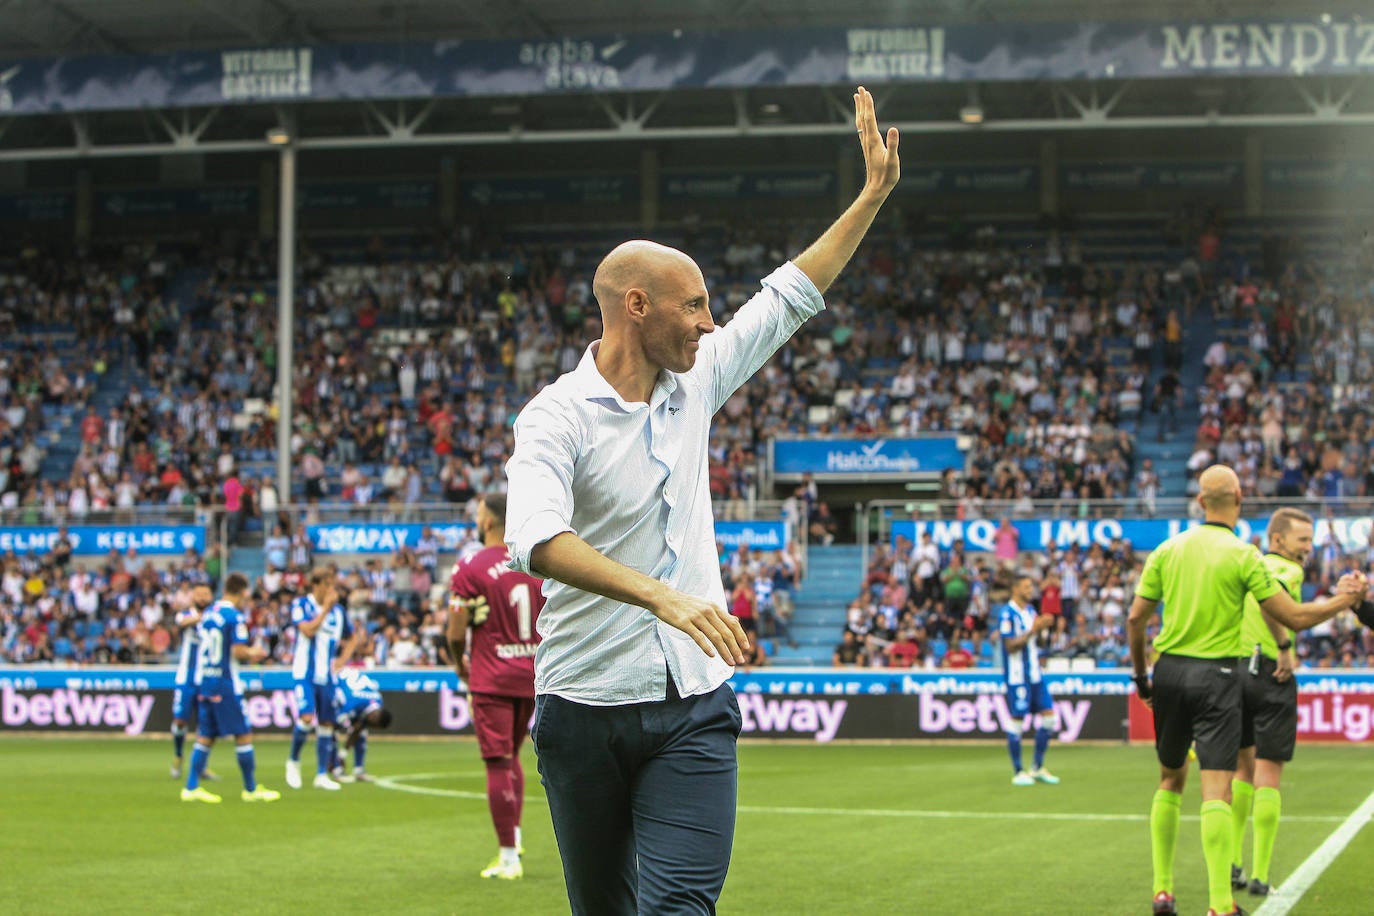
[1126,466,1367,916]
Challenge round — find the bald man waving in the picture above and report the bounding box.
[504,87,898,914]
[1127,464,1367,916]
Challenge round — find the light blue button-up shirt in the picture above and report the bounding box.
[505,261,823,704]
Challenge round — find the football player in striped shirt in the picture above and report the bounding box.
[285,568,356,791]
[170,584,215,779]
[998,574,1059,786]
[180,573,280,804]
[329,668,392,782]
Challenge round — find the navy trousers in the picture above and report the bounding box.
[533,680,742,915]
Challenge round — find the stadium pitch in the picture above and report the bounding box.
[2,738,1368,914]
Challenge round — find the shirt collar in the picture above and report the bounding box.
[574,341,679,411]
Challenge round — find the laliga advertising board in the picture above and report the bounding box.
[4,669,1374,743]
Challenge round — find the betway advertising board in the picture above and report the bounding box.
[5,669,1371,743]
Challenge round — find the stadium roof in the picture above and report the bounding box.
[2,0,1365,57]
[1,0,1371,160]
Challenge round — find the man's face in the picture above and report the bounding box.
[641,261,714,373]
[1014,577,1036,605]
[191,585,213,609]
[1275,521,1314,565]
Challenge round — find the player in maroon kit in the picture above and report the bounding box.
[447,492,545,881]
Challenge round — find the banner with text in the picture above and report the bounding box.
[661,170,836,200]
[889,515,1374,554]
[1062,162,1242,191]
[774,437,963,479]
[5,21,1374,116]
[0,192,73,222]
[714,521,790,550]
[0,525,205,556]
[3,668,1370,741]
[306,522,473,554]
[461,175,637,207]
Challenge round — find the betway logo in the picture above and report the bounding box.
[737,695,847,742]
[918,694,1091,742]
[2,685,153,735]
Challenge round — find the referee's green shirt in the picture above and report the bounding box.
[1240,553,1303,660]
[1135,522,1282,659]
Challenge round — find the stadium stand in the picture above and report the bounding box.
[3,212,1372,671]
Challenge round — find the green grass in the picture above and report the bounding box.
[1,738,1369,914]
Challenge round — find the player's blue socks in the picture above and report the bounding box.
[1033,726,1051,770]
[237,744,257,791]
[289,723,311,763]
[171,723,186,760]
[1006,731,1024,772]
[187,743,210,790]
[354,733,367,770]
[316,732,334,776]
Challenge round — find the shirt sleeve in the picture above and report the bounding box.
[1242,549,1282,603]
[230,611,250,646]
[698,261,824,412]
[997,606,1015,638]
[504,394,579,575]
[1135,548,1164,601]
[289,598,308,626]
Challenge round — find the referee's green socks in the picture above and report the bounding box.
[1201,799,1235,913]
[1251,787,1282,884]
[1150,789,1182,894]
[1230,779,1255,869]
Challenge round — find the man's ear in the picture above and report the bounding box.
[624,288,650,322]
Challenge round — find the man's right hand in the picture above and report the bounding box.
[650,587,749,665]
[1133,672,1153,707]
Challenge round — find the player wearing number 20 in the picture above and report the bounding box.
[448,492,545,881]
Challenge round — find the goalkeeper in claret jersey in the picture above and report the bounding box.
[448,492,545,881]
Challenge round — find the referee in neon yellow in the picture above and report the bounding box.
[1229,507,1374,899]
[1127,466,1368,916]
[1228,507,1309,900]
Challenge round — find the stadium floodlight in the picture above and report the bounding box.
[266,126,292,145]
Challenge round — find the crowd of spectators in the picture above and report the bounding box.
[834,522,1374,671]
[0,522,486,668]
[5,212,1374,671]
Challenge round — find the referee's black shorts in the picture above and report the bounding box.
[1152,653,1242,771]
[1240,654,1299,763]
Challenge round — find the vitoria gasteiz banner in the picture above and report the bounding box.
[3,19,1373,116]
[4,669,1371,743]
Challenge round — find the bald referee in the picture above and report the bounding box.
[1127,465,1368,916]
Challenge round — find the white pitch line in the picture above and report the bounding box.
[371,774,1343,823]
[1254,789,1374,916]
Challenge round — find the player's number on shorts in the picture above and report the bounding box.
[198,628,223,668]
[508,583,533,641]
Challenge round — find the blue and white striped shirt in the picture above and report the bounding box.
[506,262,823,705]
[290,595,352,687]
[998,600,1044,687]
